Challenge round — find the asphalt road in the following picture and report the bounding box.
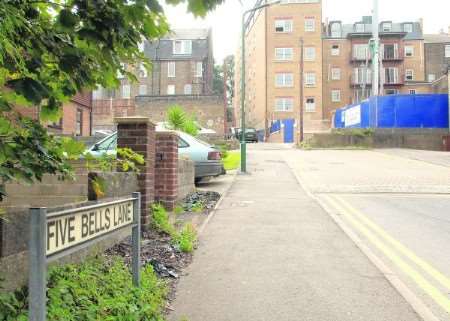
[284,148,450,321]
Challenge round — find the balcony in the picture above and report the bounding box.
[350,75,372,87]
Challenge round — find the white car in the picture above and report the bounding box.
[86,130,225,181]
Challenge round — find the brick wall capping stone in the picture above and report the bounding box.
[114,116,155,125]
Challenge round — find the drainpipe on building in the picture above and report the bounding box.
[299,38,304,144]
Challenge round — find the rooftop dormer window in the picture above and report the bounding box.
[330,22,342,38]
[382,22,392,32]
[403,23,413,33]
[173,40,192,55]
[355,23,365,33]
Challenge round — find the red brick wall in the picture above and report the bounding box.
[154,132,178,210]
[116,117,156,227]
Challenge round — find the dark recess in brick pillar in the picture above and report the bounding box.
[154,131,179,210]
[115,117,155,228]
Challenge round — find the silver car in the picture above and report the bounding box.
[86,131,225,181]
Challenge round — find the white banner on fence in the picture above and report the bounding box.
[344,105,361,127]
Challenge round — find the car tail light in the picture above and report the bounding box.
[208,151,221,160]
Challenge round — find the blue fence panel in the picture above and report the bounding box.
[270,120,281,133]
[335,94,449,129]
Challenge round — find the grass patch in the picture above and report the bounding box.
[0,258,167,321]
[222,151,240,171]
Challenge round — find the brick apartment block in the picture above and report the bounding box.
[234,0,450,138]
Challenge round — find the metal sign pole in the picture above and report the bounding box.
[131,192,141,287]
[29,208,47,321]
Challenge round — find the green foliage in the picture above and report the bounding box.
[182,116,199,137]
[298,141,312,150]
[332,128,374,137]
[191,201,205,213]
[212,65,224,95]
[91,176,106,199]
[85,148,144,173]
[0,258,167,321]
[174,205,184,215]
[166,105,199,136]
[175,223,197,253]
[0,117,77,200]
[167,105,187,130]
[0,0,222,189]
[222,151,240,170]
[151,203,176,236]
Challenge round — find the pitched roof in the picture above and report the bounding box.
[424,34,450,43]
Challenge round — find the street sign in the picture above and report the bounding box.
[28,193,141,321]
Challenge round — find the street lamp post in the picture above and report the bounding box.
[240,1,281,173]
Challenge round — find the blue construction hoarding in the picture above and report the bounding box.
[334,94,449,129]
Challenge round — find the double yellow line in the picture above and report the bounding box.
[322,194,450,314]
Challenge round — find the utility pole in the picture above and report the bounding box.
[299,38,304,144]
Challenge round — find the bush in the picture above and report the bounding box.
[0,258,167,321]
[166,105,199,137]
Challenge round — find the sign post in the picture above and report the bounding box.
[28,193,141,321]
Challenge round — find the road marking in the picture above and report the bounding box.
[322,195,450,314]
[331,194,450,292]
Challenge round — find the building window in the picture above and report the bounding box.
[385,68,399,84]
[304,18,315,32]
[275,48,293,61]
[330,23,342,38]
[139,84,147,95]
[331,68,341,80]
[353,44,369,60]
[275,19,293,33]
[305,97,315,112]
[76,109,82,136]
[275,97,294,112]
[405,69,414,81]
[275,73,294,87]
[139,63,148,78]
[353,68,372,84]
[331,90,341,102]
[383,43,399,59]
[331,44,340,56]
[195,62,203,77]
[403,23,413,33]
[428,74,436,82]
[173,40,192,55]
[167,85,175,95]
[168,62,176,78]
[304,47,316,61]
[385,89,398,95]
[445,44,450,58]
[382,22,392,32]
[405,45,414,57]
[355,23,365,33]
[122,84,131,99]
[409,89,417,95]
[184,84,192,95]
[304,72,316,87]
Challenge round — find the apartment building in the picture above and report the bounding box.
[322,17,426,120]
[235,0,325,143]
[93,28,214,100]
[424,30,450,83]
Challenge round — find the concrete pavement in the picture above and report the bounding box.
[169,144,421,321]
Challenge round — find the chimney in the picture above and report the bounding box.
[418,18,424,32]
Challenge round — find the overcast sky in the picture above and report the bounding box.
[163,0,450,63]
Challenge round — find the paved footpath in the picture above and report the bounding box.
[169,144,421,321]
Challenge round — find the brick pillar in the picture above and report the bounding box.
[154,131,178,210]
[115,117,155,227]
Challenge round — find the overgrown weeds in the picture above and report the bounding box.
[0,258,167,321]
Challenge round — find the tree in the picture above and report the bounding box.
[212,64,224,95]
[223,55,235,108]
[0,0,222,197]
